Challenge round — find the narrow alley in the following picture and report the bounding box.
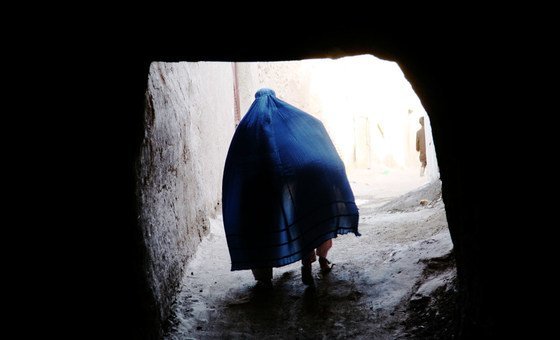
[164,170,455,339]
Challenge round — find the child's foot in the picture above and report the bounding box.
[319,257,334,274]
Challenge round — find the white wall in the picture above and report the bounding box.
[423,112,440,181]
[137,61,235,327]
[236,61,320,120]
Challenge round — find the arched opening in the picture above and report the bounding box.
[137,55,456,338]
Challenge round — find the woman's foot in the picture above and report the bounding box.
[319,257,334,274]
[301,265,314,285]
[254,279,273,291]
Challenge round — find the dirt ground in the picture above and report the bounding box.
[164,168,456,339]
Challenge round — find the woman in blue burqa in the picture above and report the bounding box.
[222,88,360,287]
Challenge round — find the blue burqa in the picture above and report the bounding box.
[222,88,360,271]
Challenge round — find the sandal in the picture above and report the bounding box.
[319,257,334,274]
[254,279,273,291]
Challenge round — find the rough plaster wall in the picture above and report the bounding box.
[236,61,321,120]
[137,62,235,328]
[422,113,440,181]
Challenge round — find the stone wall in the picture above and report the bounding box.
[136,62,235,331]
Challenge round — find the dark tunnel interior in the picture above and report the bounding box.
[72,24,547,339]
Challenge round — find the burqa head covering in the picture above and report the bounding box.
[222,88,360,270]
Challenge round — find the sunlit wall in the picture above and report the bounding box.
[236,55,439,180]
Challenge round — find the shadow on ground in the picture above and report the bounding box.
[184,266,391,339]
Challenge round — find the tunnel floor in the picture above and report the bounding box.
[164,170,455,339]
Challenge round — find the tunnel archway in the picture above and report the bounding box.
[137,55,456,338]
[101,28,522,339]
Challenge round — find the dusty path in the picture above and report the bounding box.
[164,169,454,339]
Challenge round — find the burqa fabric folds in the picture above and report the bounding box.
[222,88,360,271]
